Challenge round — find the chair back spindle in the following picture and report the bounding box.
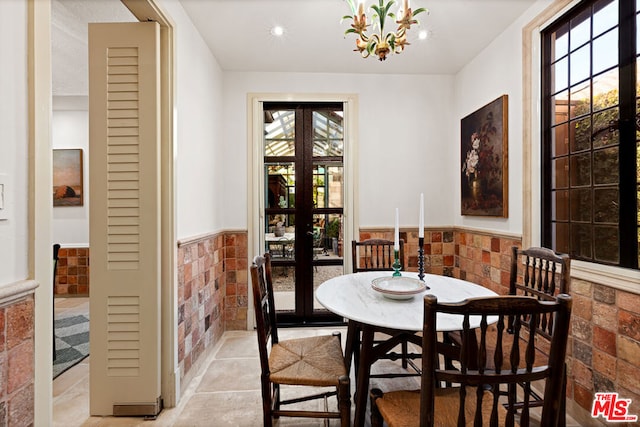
[352,239,404,272]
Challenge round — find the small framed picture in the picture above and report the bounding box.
[53,149,84,207]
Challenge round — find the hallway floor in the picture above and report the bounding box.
[53,297,582,427]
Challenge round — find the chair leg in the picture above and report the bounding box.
[369,388,384,427]
[559,364,567,427]
[338,375,351,427]
[261,376,273,427]
[401,340,408,369]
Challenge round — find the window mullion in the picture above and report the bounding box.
[617,0,638,268]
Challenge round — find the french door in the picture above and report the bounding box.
[262,102,345,324]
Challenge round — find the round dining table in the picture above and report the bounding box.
[315,271,498,427]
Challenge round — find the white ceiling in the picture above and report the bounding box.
[52,0,540,97]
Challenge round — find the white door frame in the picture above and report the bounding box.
[247,93,359,329]
[29,1,176,424]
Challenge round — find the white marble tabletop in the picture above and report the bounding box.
[315,271,498,332]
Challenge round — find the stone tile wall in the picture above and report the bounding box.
[568,279,640,422]
[54,247,90,296]
[0,295,35,426]
[176,231,248,384]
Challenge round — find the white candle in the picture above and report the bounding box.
[394,208,399,251]
[419,193,424,238]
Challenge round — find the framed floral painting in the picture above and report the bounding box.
[461,95,508,217]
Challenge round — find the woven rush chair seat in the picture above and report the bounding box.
[269,334,348,386]
[251,253,351,427]
[371,387,508,427]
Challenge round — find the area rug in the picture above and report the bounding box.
[53,313,89,379]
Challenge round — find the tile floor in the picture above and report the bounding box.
[53,297,581,427]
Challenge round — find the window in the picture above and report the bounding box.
[542,0,639,269]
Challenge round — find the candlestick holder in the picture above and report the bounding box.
[392,249,402,277]
[418,237,429,288]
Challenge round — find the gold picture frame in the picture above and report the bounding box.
[460,95,508,217]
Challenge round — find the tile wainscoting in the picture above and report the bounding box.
[176,231,248,385]
[54,246,90,296]
[0,281,38,426]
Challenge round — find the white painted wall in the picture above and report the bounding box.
[52,108,90,245]
[0,0,29,286]
[223,72,455,230]
[453,0,553,235]
[160,0,225,241]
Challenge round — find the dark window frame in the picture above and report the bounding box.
[541,0,639,269]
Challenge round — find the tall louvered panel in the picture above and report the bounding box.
[107,47,141,270]
[89,22,161,416]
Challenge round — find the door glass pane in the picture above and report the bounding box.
[266,163,295,208]
[311,212,344,311]
[313,265,344,311]
[264,109,295,156]
[313,164,343,209]
[312,213,344,259]
[313,110,344,156]
[272,265,295,312]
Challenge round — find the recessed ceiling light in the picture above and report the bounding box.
[418,30,428,40]
[271,26,285,37]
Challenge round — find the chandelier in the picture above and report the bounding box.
[343,0,427,61]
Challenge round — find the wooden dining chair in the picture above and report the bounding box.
[350,239,419,374]
[370,293,572,427]
[250,253,351,427]
[444,245,571,424]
